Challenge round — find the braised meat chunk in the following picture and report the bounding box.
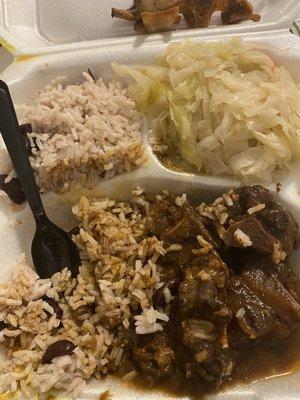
[200,185,298,264]
[133,331,175,381]
[147,191,218,274]
[237,185,298,255]
[179,252,228,317]
[241,267,300,329]
[226,268,300,342]
[131,186,300,397]
[147,192,213,244]
[223,216,281,255]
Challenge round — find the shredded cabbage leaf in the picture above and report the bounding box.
[112,39,300,182]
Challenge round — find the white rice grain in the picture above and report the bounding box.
[247,203,265,214]
[234,229,252,247]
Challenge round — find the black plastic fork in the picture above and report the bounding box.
[0,80,80,278]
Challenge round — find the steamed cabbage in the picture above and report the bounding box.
[112,39,300,182]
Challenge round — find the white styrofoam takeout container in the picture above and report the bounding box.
[0,1,300,399]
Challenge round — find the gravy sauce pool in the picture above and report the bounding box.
[119,327,300,399]
[230,327,300,384]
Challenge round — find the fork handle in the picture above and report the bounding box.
[0,81,45,218]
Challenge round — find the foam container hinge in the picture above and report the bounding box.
[0,0,300,55]
[0,1,300,399]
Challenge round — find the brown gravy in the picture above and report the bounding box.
[120,328,300,399]
[229,327,300,384]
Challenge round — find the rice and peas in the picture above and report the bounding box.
[1,68,154,397]
[0,39,299,397]
[0,190,170,397]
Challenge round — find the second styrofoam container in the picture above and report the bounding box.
[1,0,300,55]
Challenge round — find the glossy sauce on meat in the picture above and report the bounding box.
[121,186,300,399]
[118,327,300,399]
[124,328,300,399]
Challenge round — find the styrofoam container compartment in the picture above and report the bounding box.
[0,1,300,399]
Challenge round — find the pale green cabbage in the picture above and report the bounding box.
[112,39,300,182]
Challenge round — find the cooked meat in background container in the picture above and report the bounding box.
[112,0,260,33]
